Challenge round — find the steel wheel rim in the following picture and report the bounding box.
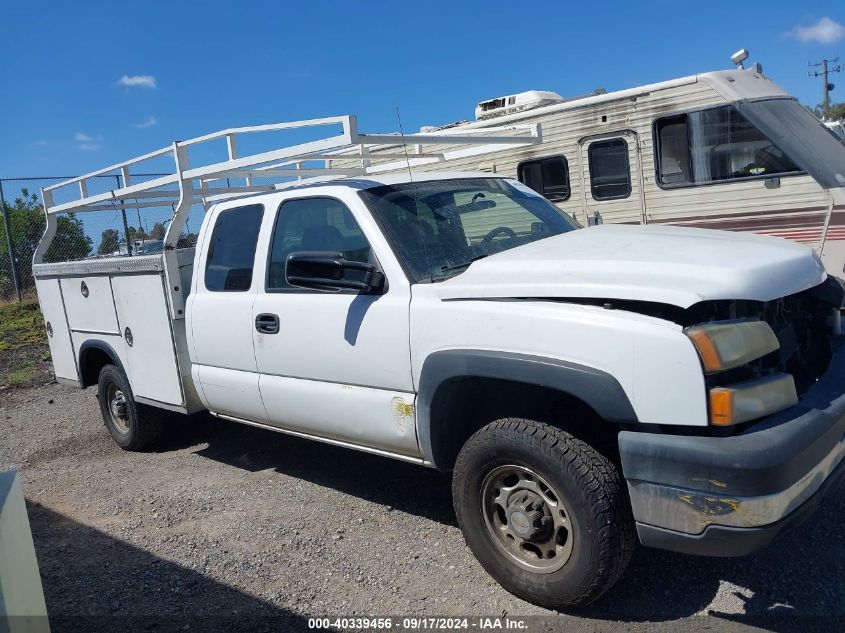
[480,464,574,574]
[106,383,130,433]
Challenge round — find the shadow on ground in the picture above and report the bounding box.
[29,502,312,633]
[175,413,457,527]
[148,415,845,630]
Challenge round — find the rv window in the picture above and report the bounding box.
[517,156,571,202]
[655,106,801,186]
[656,116,692,185]
[204,204,264,292]
[588,138,631,200]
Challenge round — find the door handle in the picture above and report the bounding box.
[255,313,280,334]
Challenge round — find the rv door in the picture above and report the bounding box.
[578,131,646,226]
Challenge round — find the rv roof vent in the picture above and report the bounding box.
[475,90,565,121]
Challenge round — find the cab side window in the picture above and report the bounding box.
[204,204,264,292]
[267,197,373,290]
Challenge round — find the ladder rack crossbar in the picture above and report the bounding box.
[43,147,175,193]
[180,115,352,146]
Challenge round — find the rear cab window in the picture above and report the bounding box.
[204,204,264,291]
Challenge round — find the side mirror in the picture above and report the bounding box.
[285,251,385,293]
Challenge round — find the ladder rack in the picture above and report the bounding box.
[41,114,541,217]
[35,114,542,320]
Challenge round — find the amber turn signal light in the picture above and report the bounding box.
[707,374,798,426]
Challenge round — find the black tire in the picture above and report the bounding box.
[97,364,163,451]
[452,418,635,609]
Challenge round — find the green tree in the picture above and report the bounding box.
[97,229,120,255]
[809,101,845,121]
[149,222,166,240]
[44,215,91,262]
[176,232,198,249]
[0,188,92,298]
[127,225,148,242]
[828,102,845,121]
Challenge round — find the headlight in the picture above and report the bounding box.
[685,319,780,373]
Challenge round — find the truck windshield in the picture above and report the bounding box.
[360,178,578,282]
[737,98,845,189]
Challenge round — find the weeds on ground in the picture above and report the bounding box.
[6,360,39,386]
[0,300,50,388]
[0,301,45,347]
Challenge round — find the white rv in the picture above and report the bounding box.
[343,61,845,275]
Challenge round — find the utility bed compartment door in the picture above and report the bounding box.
[112,274,183,407]
[34,278,77,382]
[61,276,120,334]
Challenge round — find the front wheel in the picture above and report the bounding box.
[452,418,634,609]
[97,364,162,451]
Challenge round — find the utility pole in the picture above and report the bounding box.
[809,57,842,119]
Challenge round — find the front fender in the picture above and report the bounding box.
[416,349,638,467]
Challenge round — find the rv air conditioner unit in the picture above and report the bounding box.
[475,90,565,121]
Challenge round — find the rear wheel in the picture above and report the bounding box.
[452,418,634,609]
[97,364,162,451]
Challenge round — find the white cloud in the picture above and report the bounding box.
[791,17,845,44]
[133,115,158,129]
[117,74,157,89]
[74,132,103,151]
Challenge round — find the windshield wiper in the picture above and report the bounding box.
[440,254,489,274]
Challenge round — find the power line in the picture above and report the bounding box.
[809,57,842,118]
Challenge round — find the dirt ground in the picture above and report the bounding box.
[1,382,843,632]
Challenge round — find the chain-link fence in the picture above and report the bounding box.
[0,175,200,302]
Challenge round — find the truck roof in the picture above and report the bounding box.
[273,170,512,192]
[203,171,514,208]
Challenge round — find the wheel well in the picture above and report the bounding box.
[79,345,119,388]
[427,377,620,471]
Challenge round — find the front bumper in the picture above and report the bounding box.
[619,343,845,557]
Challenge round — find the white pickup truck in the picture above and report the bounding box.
[33,118,845,609]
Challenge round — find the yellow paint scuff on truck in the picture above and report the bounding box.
[391,397,414,434]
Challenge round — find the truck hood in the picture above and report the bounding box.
[435,225,826,308]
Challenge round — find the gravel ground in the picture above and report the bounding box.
[2,382,844,633]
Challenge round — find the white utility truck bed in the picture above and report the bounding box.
[36,251,196,410]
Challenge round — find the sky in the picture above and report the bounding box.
[1,0,844,180]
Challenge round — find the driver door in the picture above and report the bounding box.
[251,194,419,457]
